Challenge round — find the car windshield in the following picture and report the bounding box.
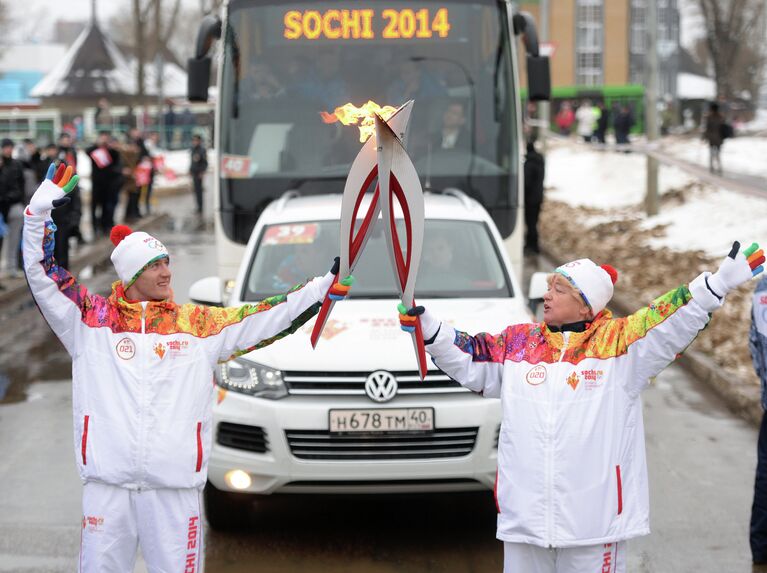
[242,219,512,300]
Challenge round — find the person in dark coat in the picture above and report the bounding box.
[430,102,471,152]
[57,132,83,247]
[750,276,767,566]
[593,101,609,145]
[190,134,208,216]
[613,105,634,149]
[87,131,123,235]
[523,139,545,256]
[0,138,25,278]
[703,102,725,175]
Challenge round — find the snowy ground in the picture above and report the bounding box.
[545,139,767,259]
[542,137,767,388]
[658,135,767,180]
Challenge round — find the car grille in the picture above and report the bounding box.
[217,422,269,453]
[285,427,479,460]
[283,370,469,396]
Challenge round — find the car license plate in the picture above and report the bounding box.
[329,408,434,433]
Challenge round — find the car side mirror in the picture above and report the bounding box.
[189,276,224,307]
[528,272,548,316]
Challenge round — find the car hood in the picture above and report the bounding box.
[237,299,532,372]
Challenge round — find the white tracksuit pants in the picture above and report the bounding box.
[503,541,627,573]
[79,482,204,573]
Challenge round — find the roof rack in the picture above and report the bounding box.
[272,190,301,213]
[440,187,475,210]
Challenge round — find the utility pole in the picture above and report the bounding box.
[539,0,550,154]
[155,0,165,140]
[645,0,660,216]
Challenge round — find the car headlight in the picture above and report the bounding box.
[216,358,288,400]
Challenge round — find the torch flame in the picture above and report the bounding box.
[320,100,399,142]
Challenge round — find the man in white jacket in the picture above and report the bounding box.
[23,163,353,572]
[399,246,764,573]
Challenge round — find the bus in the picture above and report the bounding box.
[187,0,550,297]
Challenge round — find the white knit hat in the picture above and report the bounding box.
[554,258,618,316]
[109,225,169,287]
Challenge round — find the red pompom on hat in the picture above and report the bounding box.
[110,225,133,247]
[600,264,618,285]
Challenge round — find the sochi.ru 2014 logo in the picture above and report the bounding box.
[566,371,580,390]
[115,337,136,360]
[525,365,547,386]
[154,343,166,359]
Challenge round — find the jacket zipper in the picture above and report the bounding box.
[81,415,89,465]
[547,331,570,548]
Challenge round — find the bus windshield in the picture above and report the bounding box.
[219,0,519,243]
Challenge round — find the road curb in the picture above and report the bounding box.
[0,213,169,307]
[540,246,762,427]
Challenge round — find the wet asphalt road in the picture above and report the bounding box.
[0,195,760,572]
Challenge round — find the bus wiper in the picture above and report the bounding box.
[226,23,241,119]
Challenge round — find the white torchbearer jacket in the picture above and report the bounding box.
[23,211,332,490]
[424,273,722,548]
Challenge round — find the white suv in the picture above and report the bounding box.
[191,191,532,528]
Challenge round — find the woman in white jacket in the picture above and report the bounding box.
[23,163,353,572]
[400,248,764,573]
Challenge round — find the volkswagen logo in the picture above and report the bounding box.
[364,370,398,403]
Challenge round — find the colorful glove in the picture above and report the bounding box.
[328,276,355,300]
[397,303,423,332]
[27,163,79,216]
[707,241,765,298]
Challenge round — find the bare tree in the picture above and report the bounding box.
[693,0,766,100]
[120,0,182,104]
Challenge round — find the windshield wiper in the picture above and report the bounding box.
[226,23,241,119]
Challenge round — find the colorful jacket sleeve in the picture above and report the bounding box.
[22,211,96,356]
[197,272,334,364]
[750,276,767,410]
[620,272,721,395]
[422,320,506,399]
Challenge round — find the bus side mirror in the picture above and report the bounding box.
[527,55,551,102]
[188,56,212,102]
[513,11,551,102]
[187,15,222,103]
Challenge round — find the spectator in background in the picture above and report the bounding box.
[190,134,208,217]
[554,101,575,136]
[593,101,609,145]
[751,275,767,568]
[181,107,195,148]
[94,97,114,130]
[120,133,142,223]
[164,104,176,149]
[134,133,155,216]
[523,139,545,257]
[703,101,725,175]
[57,132,84,246]
[0,138,24,277]
[748,277,767,565]
[87,131,123,236]
[575,100,597,143]
[614,104,634,149]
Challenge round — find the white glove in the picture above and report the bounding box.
[27,163,79,216]
[707,241,764,298]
